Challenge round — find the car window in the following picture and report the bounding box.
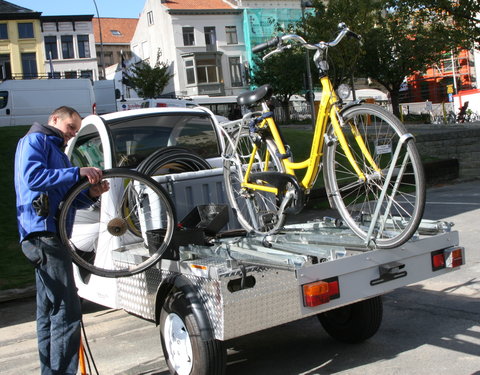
[70,132,104,169]
[108,112,220,167]
[0,91,8,109]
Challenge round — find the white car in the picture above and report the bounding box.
[64,106,232,307]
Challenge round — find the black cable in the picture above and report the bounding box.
[80,318,100,375]
[136,146,211,176]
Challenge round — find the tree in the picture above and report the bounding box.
[302,0,480,116]
[125,49,173,99]
[304,0,380,89]
[360,0,480,115]
[250,48,309,121]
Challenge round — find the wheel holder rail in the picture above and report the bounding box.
[365,133,414,246]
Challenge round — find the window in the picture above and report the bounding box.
[48,72,61,79]
[110,30,122,36]
[0,91,8,109]
[103,51,113,66]
[21,53,37,78]
[225,26,238,45]
[183,27,194,46]
[103,114,220,167]
[80,70,93,79]
[184,55,221,85]
[0,54,11,80]
[65,71,77,79]
[44,36,58,60]
[185,59,195,84]
[77,35,90,58]
[0,24,8,39]
[18,23,34,38]
[61,35,74,59]
[147,11,154,26]
[229,57,242,87]
[204,27,216,46]
[196,56,219,84]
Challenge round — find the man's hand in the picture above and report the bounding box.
[80,167,103,185]
[89,180,110,198]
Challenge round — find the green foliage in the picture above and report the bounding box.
[305,0,379,88]
[301,0,480,116]
[125,49,174,99]
[251,49,308,106]
[0,126,35,290]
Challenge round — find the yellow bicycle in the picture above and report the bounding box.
[223,24,425,248]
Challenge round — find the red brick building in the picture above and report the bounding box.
[401,49,476,104]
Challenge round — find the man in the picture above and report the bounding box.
[14,106,109,375]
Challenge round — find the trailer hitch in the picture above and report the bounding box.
[370,261,407,286]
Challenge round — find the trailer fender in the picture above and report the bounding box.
[154,274,215,341]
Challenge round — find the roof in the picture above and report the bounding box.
[93,17,138,45]
[0,0,33,13]
[0,0,41,19]
[41,15,94,22]
[161,0,233,10]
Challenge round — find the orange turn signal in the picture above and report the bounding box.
[302,278,340,307]
[431,247,464,271]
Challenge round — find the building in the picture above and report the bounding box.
[402,49,476,104]
[131,0,245,98]
[40,15,99,80]
[93,17,138,79]
[0,0,45,79]
[129,0,307,98]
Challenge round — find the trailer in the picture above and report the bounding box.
[65,107,464,375]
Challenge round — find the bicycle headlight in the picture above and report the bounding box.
[337,84,351,100]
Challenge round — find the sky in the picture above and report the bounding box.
[11,0,144,19]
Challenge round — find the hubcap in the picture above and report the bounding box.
[164,313,193,375]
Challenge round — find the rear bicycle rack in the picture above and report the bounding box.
[365,133,415,246]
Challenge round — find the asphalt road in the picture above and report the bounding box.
[1,180,479,375]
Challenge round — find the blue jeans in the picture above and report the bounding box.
[22,234,81,375]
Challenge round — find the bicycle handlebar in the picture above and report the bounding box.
[252,23,362,57]
[252,36,281,53]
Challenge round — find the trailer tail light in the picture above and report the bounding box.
[302,277,340,307]
[431,247,464,271]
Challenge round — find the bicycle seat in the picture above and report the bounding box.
[237,84,273,106]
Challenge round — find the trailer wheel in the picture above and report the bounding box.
[160,290,226,375]
[317,296,383,343]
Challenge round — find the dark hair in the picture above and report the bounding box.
[48,106,81,122]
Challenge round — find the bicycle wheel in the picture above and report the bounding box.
[224,131,286,234]
[58,168,176,278]
[324,104,425,249]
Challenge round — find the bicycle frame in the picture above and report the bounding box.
[241,75,381,194]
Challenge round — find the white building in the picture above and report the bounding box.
[40,15,99,80]
[131,0,247,97]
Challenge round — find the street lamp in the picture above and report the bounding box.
[301,1,315,129]
[93,0,106,79]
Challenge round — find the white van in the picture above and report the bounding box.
[93,80,118,114]
[0,79,96,126]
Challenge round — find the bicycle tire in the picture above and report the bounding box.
[224,131,286,234]
[324,103,425,249]
[58,168,176,278]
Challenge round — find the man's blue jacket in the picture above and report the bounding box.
[15,122,81,242]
